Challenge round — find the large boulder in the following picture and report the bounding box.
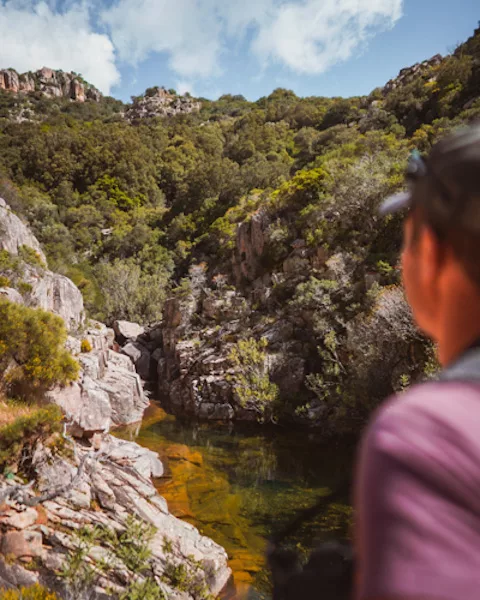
[96,364,149,427]
[0,198,46,264]
[50,381,112,437]
[113,320,145,344]
[50,328,149,437]
[24,267,85,332]
[121,342,153,381]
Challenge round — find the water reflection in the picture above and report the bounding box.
[117,404,354,599]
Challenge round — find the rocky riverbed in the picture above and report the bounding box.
[0,433,231,598]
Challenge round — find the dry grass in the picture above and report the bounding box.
[0,398,37,428]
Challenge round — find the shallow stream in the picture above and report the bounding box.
[118,404,355,599]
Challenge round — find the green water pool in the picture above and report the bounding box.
[118,404,355,599]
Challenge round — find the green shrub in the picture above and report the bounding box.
[0,275,11,288]
[18,245,46,268]
[17,281,33,296]
[80,339,93,353]
[0,298,79,398]
[0,404,63,467]
[0,250,21,277]
[228,338,279,421]
[0,585,58,600]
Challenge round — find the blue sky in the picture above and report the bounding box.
[0,0,478,102]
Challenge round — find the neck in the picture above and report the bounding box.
[437,280,480,367]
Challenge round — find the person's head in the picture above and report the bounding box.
[381,125,480,361]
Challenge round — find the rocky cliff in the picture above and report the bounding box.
[0,197,84,331]
[126,87,201,121]
[0,199,231,598]
[0,67,102,102]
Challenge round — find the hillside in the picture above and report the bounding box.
[1,24,479,432]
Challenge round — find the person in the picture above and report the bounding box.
[355,123,480,600]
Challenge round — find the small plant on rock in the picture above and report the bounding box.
[80,339,93,353]
[228,337,279,422]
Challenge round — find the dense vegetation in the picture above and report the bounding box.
[0,298,79,399]
[0,26,479,427]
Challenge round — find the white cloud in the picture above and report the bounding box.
[0,0,404,96]
[176,80,196,96]
[0,0,120,94]
[102,0,403,83]
[101,0,223,79]
[252,0,403,74]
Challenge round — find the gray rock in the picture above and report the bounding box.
[97,366,149,426]
[113,320,145,343]
[80,352,107,381]
[0,287,24,304]
[0,432,230,599]
[121,342,153,381]
[0,197,47,264]
[126,87,201,121]
[121,342,143,363]
[234,212,266,283]
[25,267,85,331]
[51,330,149,436]
[67,480,91,510]
[107,350,135,372]
[106,438,164,479]
[0,508,38,530]
[90,473,116,511]
[0,560,39,589]
[66,336,82,355]
[49,381,112,436]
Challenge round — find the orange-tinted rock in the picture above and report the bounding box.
[0,67,102,103]
[0,530,43,560]
[166,444,203,466]
[70,80,86,102]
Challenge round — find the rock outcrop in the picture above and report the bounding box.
[144,255,307,423]
[0,198,46,264]
[0,198,148,429]
[382,54,443,96]
[113,320,145,344]
[50,322,149,437]
[0,435,231,598]
[0,197,84,331]
[0,67,102,103]
[233,213,266,283]
[126,87,201,121]
[24,266,85,332]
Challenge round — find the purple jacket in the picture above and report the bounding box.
[355,382,480,599]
